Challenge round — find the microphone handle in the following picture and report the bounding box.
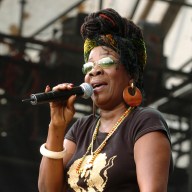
[30,86,83,105]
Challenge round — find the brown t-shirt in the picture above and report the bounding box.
[64,107,173,192]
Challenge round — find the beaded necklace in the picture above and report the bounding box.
[76,107,133,177]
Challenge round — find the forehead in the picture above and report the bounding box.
[88,46,119,61]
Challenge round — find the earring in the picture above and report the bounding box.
[123,82,142,107]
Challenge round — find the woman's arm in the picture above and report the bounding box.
[38,83,77,192]
[134,131,171,192]
[38,138,76,192]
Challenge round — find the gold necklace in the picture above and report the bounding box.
[76,107,133,177]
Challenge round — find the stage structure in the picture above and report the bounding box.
[0,0,191,191]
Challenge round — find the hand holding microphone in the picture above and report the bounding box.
[22,82,93,129]
[22,83,93,105]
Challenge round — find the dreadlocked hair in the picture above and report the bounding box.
[80,8,147,93]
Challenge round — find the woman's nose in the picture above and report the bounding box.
[88,65,104,77]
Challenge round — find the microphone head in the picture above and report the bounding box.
[80,83,93,99]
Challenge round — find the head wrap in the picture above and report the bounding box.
[84,34,117,62]
[80,8,147,91]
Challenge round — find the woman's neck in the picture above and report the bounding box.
[98,104,128,133]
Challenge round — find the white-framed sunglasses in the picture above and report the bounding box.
[82,57,118,75]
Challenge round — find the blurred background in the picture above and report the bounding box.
[0,0,191,191]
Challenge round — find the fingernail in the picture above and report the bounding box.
[69,83,74,87]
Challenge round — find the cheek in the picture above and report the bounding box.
[111,70,130,88]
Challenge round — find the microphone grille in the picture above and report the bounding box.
[80,83,93,99]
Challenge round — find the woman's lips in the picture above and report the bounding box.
[91,82,108,92]
[93,84,106,91]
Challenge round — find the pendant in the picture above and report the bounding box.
[80,156,94,178]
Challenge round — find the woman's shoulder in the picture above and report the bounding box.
[131,106,165,120]
[128,106,171,142]
[134,106,163,114]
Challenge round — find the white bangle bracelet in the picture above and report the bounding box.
[40,143,66,159]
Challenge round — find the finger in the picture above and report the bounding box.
[67,95,77,112]
[52,83,74,91]
[45,85,51,92]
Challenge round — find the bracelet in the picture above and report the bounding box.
[40,143,66,159]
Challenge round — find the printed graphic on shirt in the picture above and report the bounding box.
[67,153,116,192]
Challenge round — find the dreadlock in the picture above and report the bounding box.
[80,8,147,93]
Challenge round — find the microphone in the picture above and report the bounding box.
[22,83,93,105]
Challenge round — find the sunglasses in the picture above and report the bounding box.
[82,57,118,75]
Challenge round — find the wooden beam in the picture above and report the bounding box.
[138,0,156,21]
[160,0,186,38]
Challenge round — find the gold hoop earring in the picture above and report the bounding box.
[123,82,142,107]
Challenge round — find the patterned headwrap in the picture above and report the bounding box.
[84,34,117,62]
[81,8,147,91]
